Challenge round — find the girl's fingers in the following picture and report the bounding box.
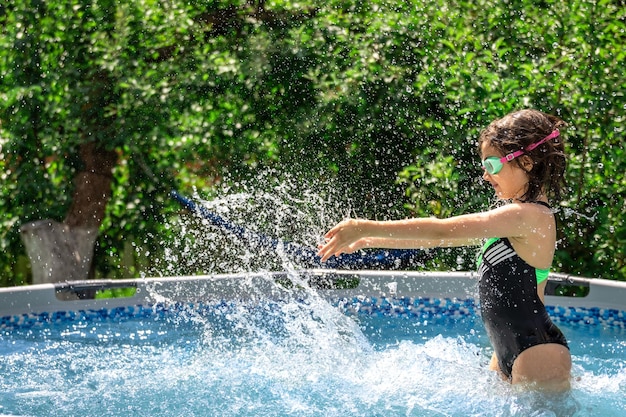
[317,243,333,261]
[318,241,342,262]
[325,219,351,238]
[318,250,332,262]
[319,220,357,261]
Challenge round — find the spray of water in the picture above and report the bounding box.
[153,171,347,277]
[92,173,623,416]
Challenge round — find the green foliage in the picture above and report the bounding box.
[0,0,624,283]
[94,286,137,299]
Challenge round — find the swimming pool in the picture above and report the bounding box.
[0,271,625,416]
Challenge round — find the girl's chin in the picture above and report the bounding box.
[490,185,511,200]
[494,190,510,200]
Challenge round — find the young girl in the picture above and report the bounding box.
[317,109,571,391]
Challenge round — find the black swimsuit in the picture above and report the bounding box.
[477,203,569,379]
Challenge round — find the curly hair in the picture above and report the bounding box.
[478,109,567,202]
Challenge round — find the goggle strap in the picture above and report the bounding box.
[499,130,559,164]
[502,151,523,163]
[526,130,560,151]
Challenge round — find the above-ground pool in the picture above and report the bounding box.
[0,270,625,417]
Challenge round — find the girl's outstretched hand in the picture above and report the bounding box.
[317,219,367,262]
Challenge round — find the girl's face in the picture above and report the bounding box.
[480,141,530,201]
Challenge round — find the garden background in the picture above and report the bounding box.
[1,0,624,286]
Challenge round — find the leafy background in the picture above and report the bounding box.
[1,0,624,285]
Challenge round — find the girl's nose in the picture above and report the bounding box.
[482,169,490,181]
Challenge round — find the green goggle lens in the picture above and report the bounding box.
[481,157,504,175]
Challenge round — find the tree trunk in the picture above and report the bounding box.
[20,220,99,284]
[20,142,117,284]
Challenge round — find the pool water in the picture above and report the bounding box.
[0,297,624,417]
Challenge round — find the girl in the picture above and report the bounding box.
[317,109,572,391]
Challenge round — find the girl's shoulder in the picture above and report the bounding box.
[488,200,553,217]
[482,201,555,238]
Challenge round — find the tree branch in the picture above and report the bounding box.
[147,4,318,63]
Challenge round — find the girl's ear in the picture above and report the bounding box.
[519,155,534,172]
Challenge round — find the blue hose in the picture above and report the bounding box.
[171,190,433,269]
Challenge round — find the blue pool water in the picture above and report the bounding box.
[0,296,624,417]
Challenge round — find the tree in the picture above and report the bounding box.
[1,0,625,284]
[0,0,325,283]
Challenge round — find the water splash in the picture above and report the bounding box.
[155,173,346,277]
[559,207,598,223]
[101,175,626,416]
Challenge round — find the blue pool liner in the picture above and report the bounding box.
[1,297,624,331]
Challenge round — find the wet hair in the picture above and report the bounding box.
[478,109,567,202]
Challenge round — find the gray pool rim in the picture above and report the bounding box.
[1,270,625,329]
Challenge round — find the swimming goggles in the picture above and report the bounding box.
[481,130,560,175]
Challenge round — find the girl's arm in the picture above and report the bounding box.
[335,236,480,252]
[318,203,549,262]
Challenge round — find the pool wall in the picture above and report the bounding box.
[1,271,625,328]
